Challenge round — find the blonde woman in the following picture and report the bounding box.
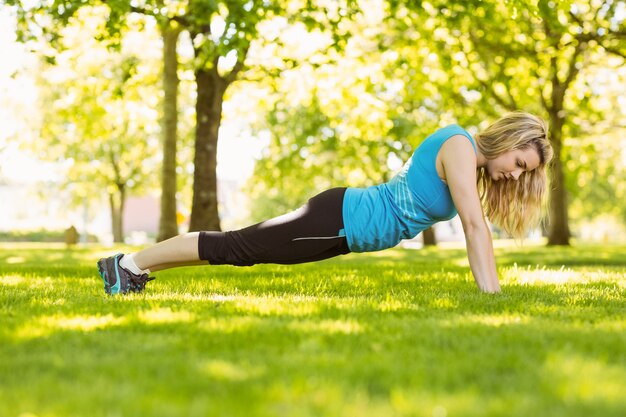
[97,112,553,295]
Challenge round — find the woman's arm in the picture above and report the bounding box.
[440,135,501,293]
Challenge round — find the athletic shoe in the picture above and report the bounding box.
[97,253,155,295]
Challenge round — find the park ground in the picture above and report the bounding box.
[1,242,625,417]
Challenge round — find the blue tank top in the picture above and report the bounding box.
[342,125,477,252]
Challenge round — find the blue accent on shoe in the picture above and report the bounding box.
[97,260,109,294]
[111,254,122,295]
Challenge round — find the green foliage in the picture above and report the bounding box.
[247,96,338,220]
[387,0,626,224]
[1,243,626,416]
[247,88,399,221]
[7,0,364,232]
[566,128,626,224]
[6,0,626,232]
[29,9,162,209]
[247,0,626,231]
[388,0,622,118]
[246,5,442,219]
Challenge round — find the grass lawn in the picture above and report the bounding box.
[1,242,625,417]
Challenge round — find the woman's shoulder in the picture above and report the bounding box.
[420,124,475,152]
[440,123,468,132]
[436,124,472,141]
[437,125,476,154]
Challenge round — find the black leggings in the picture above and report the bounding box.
[198,188,351,266]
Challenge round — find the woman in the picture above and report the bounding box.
[97,112,553,295]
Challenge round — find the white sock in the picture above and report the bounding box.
[120,253,151,275]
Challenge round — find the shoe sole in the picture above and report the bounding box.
[97,259,112,295]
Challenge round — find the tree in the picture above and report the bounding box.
[11,0,360,232]
[247,49,405,222]
[9,0,185,241]
[179,0,359,231]
[32,9,161,242]
[157,20,182,241]
[388,0,626,245]
[247,4,446,244]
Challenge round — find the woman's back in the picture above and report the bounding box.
[342,124,476,252]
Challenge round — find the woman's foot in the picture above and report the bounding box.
[97,253,155,295]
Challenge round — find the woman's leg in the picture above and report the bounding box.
[198,188,350,266]
[131,232,202,271]
[144,260,209,273]
[122,187,349,273]
[97,232,208,295]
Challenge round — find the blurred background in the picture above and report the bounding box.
[0,0,625,247]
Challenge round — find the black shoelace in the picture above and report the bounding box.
[129,274,156,293]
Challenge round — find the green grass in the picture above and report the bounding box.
[1,242,625,417]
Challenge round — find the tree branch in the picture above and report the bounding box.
[533,67,552,112]
[224,44,250,85]
[602,45,626,59]
[568,10,584,28]
[128,5,156,18]
[108,148,121,183]
[503,77,519,110]
[169,15,190,27]
[99,0,190,27]
[539,87,551,113]
[562,42,584,90]
[549,55,563,107]
[609,30,626,38]
[467,32,517,111]
[478,77,516,111]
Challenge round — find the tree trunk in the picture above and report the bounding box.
[157,22,181,242]
[547,112,571,245]
[189,66,225,231]
[422,227,436,246]
[109,187,126,243]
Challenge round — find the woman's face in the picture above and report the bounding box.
[487,147,541,181]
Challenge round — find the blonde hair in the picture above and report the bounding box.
[475,112,554,239]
